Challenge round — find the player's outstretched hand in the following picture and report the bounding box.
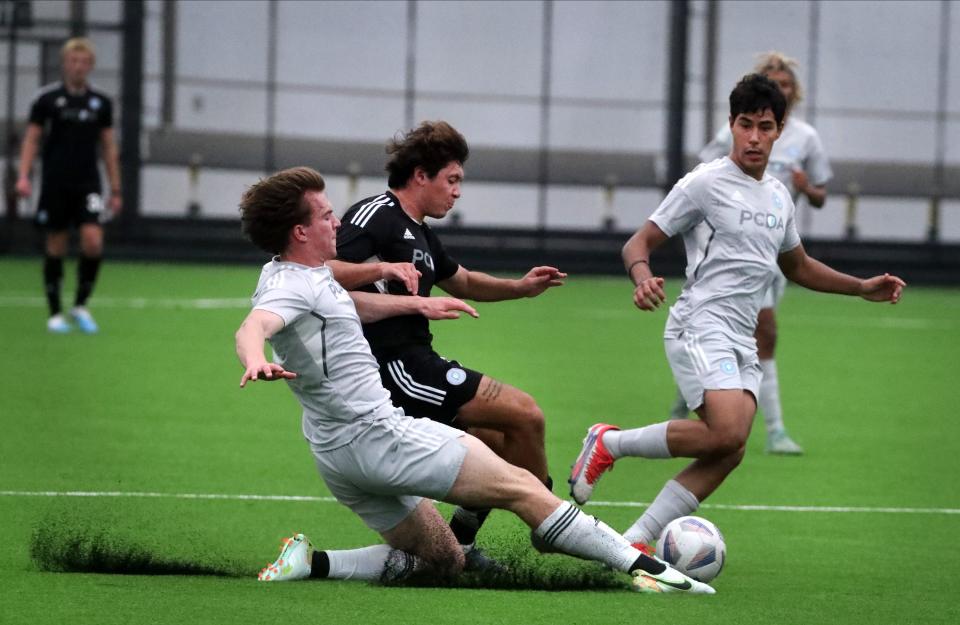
[15,176,31,198]
[418,296,479,320]
[382,262,421,294]
[519,266,567,297]
[240,362,297,387]
[633,276,666,311]
[859,273,906,304]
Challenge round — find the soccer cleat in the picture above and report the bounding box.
[70,306,99,334]
[631,567,716,595]
[568,423,619,505]
[47,314,71,333]
[765,430,803,455]
[258,533,314,581]
[462,543,508,574]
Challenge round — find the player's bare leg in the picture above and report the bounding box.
[755,308,802,454]
[457,376,548,482]
[621,389,755,545]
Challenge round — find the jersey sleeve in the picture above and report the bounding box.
[649,183,704,237]
[698,126,732,163]
[28,94,48,126]
[101,96,114,129]
[426,227,459,281]
[780,195,802,253]
[804,130,832,187]
[252,272,316,326]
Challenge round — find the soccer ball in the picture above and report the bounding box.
[656,515,726,582]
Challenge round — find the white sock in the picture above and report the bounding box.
[326,544,404,581]
[623,479,699,545]
[532,501,638,572]
[759,358,786,435]
[602,422,672,460]
[668,387,689,419]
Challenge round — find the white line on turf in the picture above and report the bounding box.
[1,490,958,515]
[0,296,250,309]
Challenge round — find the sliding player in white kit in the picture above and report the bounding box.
[235,166,713,593]
[669,52,832,455]
[568,74,904,550]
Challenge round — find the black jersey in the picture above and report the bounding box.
[336,191,460,359]
[28,82,114,188]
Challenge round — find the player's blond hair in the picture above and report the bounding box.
[61,37,96,61]
[753,51,802,103]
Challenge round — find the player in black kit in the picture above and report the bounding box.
[16,37,121,334]
[331,121,565,558]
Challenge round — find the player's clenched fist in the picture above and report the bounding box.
[633,276,666,311]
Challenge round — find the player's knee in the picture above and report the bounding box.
[708,429,749,457]
[512,393,545,439]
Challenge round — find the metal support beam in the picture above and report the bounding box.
[264,0,277,174]
[703,0,718,145]
[161,0,177,127]
[404,1,417,129]
[536,0,554,232]
[665,0,689,192]
[119,0,144,230]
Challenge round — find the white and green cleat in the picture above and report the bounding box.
[631,566,716,595]
[258,533,314,581]
[766,430,804,455]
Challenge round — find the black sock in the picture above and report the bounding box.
[43,256,64,316]
[449,507,492,546]
[629,552,666,575]
[75,256,102,307]
[309,551,330,578]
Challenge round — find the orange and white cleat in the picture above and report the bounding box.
[568,423,619,505]
[257,533,314,581]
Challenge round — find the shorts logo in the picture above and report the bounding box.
[86,193,104,213]
[718,359,737,375]
[446,368,467,386]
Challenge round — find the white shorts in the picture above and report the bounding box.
[761,271,788,309]
[665,330,761,412]
[311,409,468,533]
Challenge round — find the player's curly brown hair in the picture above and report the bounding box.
[239,166,325,255]
[385,121,469,189]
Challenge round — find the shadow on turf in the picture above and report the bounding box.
[29,522,627,590]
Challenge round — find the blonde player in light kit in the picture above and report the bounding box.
[669,51,833,455]
[569,74,904,551]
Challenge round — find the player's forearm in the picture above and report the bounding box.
[235,322,268,368]
[786,255,862,296]
[622,223,662,285]
[456,271,520,302]
[804,185,826,209]
[327,259,386,289]
[349,291,420,323]
[104,144,121,193]
[17,134,39,180]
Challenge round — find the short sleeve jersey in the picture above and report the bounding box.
[335,191,460,358]
[699,117,832,202]
[251,259,394,451]
[650,157,801,340]
[28,82,114,187]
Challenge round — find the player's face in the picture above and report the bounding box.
[302,190,340,260]
[729,109,781,180]
[420,162,463,219]
[62,50,94,87]
[765,69,797,110]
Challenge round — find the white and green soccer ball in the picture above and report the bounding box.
[656,515,726,583]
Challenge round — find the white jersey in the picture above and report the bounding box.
[250,259,394,451]
[700,117,832,201]
[650,157,802,340]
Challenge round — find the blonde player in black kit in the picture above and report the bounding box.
[330,121,564,561]
[16,37,121,334]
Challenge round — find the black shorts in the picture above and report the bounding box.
[378,347,483,428]
[36,184,105,231]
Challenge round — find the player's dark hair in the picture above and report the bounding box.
[385,121,469,189]
[239,166,326,255]
[729,73,787,127]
